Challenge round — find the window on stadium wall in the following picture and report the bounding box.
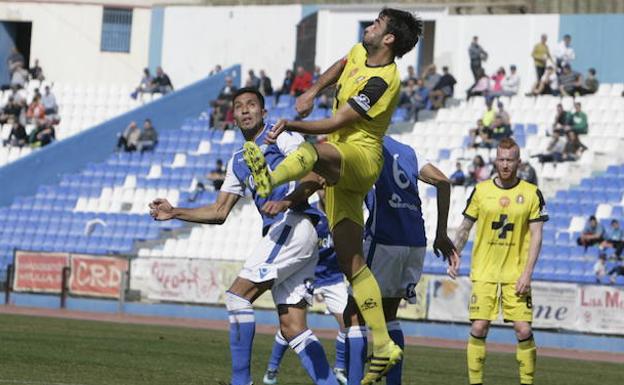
[100,7,133,53]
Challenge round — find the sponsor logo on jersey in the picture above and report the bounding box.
[388,193,420,212]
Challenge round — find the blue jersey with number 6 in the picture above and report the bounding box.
[364,136,426,247]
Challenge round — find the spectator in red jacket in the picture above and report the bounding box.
[290,66,313,96]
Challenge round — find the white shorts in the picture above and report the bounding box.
[315,280,348,314]
[239,212,318,306]
[363,238,425,304]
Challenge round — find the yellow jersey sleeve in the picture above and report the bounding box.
[528,188,549,223]
[463,187,480,221]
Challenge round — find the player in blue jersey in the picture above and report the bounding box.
[263,195,349,385]
[261,136,459,385]
[149,87,339,385]
[345,135,458,385]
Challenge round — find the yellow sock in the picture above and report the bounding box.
[517,335,536,384]
[467,334,486,384]
[351,266,390,350]
[270,141,318,187]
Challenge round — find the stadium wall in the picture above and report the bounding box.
[0,65,239,207]
[559,14,624,84]
[0,2,150,84]
[160,5,303,88]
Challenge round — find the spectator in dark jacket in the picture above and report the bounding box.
[3,117,27,147]
[274,69,294,105]
[429,66,457,109]
[449,162,465,186]
[137,119,158,152]
[151,67,174,94]
[577,215,604,250]
[258,70,273,97]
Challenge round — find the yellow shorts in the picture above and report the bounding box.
[469,281,533,322]
[324,141,382,229]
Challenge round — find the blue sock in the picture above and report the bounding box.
[335,330,346,370]
[345,326,367,385]
[386,320,405,385]
[268,330,289,371]
[225,292,255,385]
[289,329,339,385]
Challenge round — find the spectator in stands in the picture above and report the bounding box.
[274,69,294,105]
[490,115,513,144]
[449,162,466,186]
[312,65,322,83]
[0,96,22,124]
[574,68,599,96]
[258,70,273,97]
[403,65,418,85]
[188,159,227,202]
[577,215,604,251]
[422,64,441,91]
[151,67,174,94]
[29,121,55,147]
[534,131,566,163]
[594,254,607,282]
[481,99,496,128]
[131,68,153,99]
[246,70,260,89]
[2,117,27,147]
[399,78,428,122]
[116,121,141,152]
[137,119,158,152]
[468,36,488,81]
[554,34,575,72]
[500,65,520,97]
[570,102,588,135]
[559,64,580,96]
[490,67,505,95]
[561,130,587,161]
[528,65,558,96]
[531,34,553,81]
[211,77,237,129]
[552,103,572,134]
[518,161,538,185]
[608,261,624,284]
[429,66,457,109]
[290,66,312,96]
[7,47,25,76]
[8,63,28,90]
[209,65,222,76]
[599,219,624,261]
[41,86,58,115]
[466,155,490,185]
[28,59,45,81]
[25,95,45,123]
[466,68,489,100]
[496,101,511,127]
[471,128,495,149]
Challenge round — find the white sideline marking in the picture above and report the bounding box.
[0,380,88,385]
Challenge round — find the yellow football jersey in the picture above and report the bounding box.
[463,179,548,283]
[330,43,401,153]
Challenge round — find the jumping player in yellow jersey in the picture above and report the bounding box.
[242,8,422,384]
[452,138,548,385]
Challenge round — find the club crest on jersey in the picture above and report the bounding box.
[516,194,525,204]
[499,196,510,207]
[470,294,478,304]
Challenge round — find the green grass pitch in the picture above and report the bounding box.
[0,314,619,385]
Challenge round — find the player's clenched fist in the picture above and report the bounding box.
[149,198,174,221]
[266,119,288,144]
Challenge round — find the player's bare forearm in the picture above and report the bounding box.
[523,221,544,277]
[285,104,361,135]
[173,192,239,225]
[419,164,451,234]
[307,59,346,97]
[283,173,324,207]
[454,218,475,254]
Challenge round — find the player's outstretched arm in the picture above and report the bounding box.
[149,191,239,225]
[296,59,347,118]
[261,172,324,217]
[516,221,544,295]
[419,164,460,277]
[267,103,361,144]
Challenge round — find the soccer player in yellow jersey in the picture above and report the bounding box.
[452,138,547,385]
[242,8,422,384]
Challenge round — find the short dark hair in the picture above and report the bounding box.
[442,66,449,72]
[232,87,265,109]
[589,68,596,75]
[379,8,423,58]
[589,215,597,221]
[564,34,571,39]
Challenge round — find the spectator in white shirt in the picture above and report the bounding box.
[41,86,58,115]
[501,65,520,96]
[554,34,575,72]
